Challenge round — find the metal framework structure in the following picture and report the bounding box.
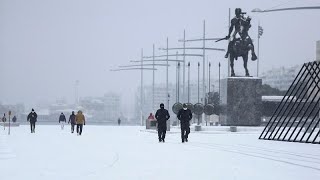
[259,61,320,144]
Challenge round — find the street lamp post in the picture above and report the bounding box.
[188,62,190,103]
[153,44,155,111]
[166,38,169,110]
[140,49,144,126]
[178,62,181,102]
[252,6,320,13]
[219,62,221,124]
[209,62,211,93]
[183,30,186,103]
[198,62,200,125]
[202,20,206,114]
[198,62,200,104]
[257,21,260,77]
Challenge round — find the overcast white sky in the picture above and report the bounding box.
[1,0,320,110]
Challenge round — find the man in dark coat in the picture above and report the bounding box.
[118,118,121,126]
[155,103,170,143]
[177,103,192,143]
[59,112,66,130]
[2,113,6,130]
[68,111,76,133]
[27,109,37,133]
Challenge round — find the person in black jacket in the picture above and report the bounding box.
[155,103,170,143]
[27,109,37,133]
[2,113,6,130]
[59,112,66,130]
[177,103,192,143]
[68,111,76,133]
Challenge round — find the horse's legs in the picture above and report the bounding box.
[230,57,235,77]
[243,55,250,76]
[225,40,234,58]
[248,38,257,61]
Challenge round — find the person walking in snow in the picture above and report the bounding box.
[68,111,76,133]
[177,103,192,143]
[155,103,170,143]
[118,118,121,126]
[75,110,85,136]
[27,109,37,133]
[2,113,6,130]
[59,112,66,130]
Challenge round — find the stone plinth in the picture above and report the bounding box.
[220,77,262,126]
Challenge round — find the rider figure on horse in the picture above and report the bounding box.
[225,8,257,61]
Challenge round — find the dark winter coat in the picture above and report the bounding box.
[155,108,170,128]
[27,112,37,123]
[177,109,192,126]
[12,116,17,123]
[68,114,76,124]
[59,114,66,123]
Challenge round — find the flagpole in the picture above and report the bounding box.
[257,21,260,77]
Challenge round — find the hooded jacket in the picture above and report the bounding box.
[155,108,170,126]
[177,108,192,125]
[59,114,66,123]
[27,112,37,122]
[68,113,76,124]
[75,111,85,125]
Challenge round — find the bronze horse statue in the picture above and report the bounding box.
[229,36,256,77]
[216,8,257,77]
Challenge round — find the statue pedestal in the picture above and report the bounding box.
[220,77,262,126]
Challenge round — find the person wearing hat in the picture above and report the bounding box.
[75,110,86,136]
[155,103,170,142]
[27,109,37,133]
[177,103,192,143]
[68,111,76,133]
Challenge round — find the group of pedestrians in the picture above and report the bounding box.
[58,110,86,135]
[26,109,86,135]
[25,104,192,142]
[155,103,193,143]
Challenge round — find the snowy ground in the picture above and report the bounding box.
[1,125,320,180]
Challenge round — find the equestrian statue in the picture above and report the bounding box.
[216,8,257,77]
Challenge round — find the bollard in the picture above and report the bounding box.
[230,126,237,132]
[195,125,201,131]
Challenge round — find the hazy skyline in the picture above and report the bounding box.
[1,0,320,109]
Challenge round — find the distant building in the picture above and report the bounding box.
[80,93,121,124]
[317,40,320,61]
[261,65,300,91]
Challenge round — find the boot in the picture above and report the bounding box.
[251,53,257,61]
